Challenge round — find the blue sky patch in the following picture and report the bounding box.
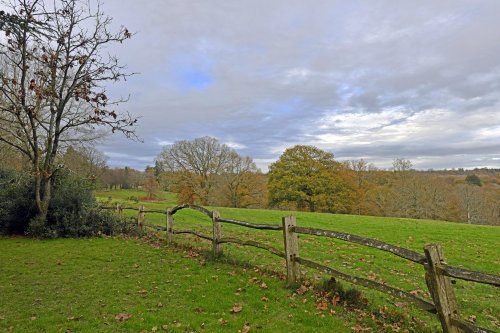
[175,67,214,91]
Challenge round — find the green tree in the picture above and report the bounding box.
[268,145,354,213]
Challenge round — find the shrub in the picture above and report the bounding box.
[1,168,136,238]
[0,170,36,235]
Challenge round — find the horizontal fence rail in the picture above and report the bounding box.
[292,226,427,264]
[102,203,499,333]
[441,266,500,287]
[218,217,283,231]
[218,237,285,258]
[173,230,212,241]
[170,204,213,218]
[450,318,496,333]
[295,256,437,313]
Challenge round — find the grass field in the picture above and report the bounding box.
[0,237,366,332]
[0,189,498,332]
[96,189,500,331]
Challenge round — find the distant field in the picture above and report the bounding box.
[95,189,500,331]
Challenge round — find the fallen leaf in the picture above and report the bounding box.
[219,318,229,325]
[114,313,132,322]
[316,301,328,311]
[261,296,269,302]
[240,322,251,333]
[230,305,243,314]
[229,271,237,277]
[296,285,308,295]
[259,282,268,289]
[351,324,371,332]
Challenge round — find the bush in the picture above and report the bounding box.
[0,170,36,235]
[0,168,137,238]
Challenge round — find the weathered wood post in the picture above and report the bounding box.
[138,205,145,231]
[212,210,223,258]
[116,203,123,218]
[424,244,463,333]
[282,216,299,285]
[166,208,173,245]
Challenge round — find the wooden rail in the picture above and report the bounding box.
[103,203,499,333]
[295,257,436,313]
[173,230,212,241]
[218,237,285,258]
[442,266,500,287]
[218,217,283,230]
[170,204,213,218]
[450,318,496,333]
[292,226,426,264]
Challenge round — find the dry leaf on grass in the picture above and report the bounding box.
[316,301,328,311]
[114,313,132,322]
[239,322,251,333]
[230,305,243,314]
[296,285,308,295]
[351,324,372,332]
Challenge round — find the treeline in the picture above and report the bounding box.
[2,137,497,225]
[153,137,498,225]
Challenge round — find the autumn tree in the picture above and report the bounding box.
[347,159,377,215]
[101,167,141,190]
[157,137,232,205]
[61,146,107,184]
[268,145,354,213]
[216,151,267,208]
[0,0,136,222]
[142,166,159,200]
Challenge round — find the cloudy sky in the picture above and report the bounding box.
[98,0,500,171]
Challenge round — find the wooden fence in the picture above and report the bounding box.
[106,203,500,333]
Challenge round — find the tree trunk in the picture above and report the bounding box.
[34,174,52,222]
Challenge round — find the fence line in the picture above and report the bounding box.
[102,203,499,333]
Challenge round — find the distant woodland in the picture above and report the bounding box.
[1,137,498,225]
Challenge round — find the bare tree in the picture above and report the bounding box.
[218,151,265,208]
[157,137,232,205]
[61,145,108,183]
[0,0,136,221]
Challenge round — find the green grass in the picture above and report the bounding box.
[1,189,497,332]
[0,237,361,332]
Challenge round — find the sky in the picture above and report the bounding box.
[96,0,500,172]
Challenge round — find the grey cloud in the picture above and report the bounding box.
[96,0,500,171]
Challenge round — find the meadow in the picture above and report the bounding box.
[0,189,498,332]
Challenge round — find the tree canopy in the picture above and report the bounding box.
[268,145,354,212]
[156,136,265,206]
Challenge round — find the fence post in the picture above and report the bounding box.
[138,205,145,231]
[424,244,463,333]
[116,203,123,218]
[166,208,173,245]
[282,216,299,285]
[212,210,223,258]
